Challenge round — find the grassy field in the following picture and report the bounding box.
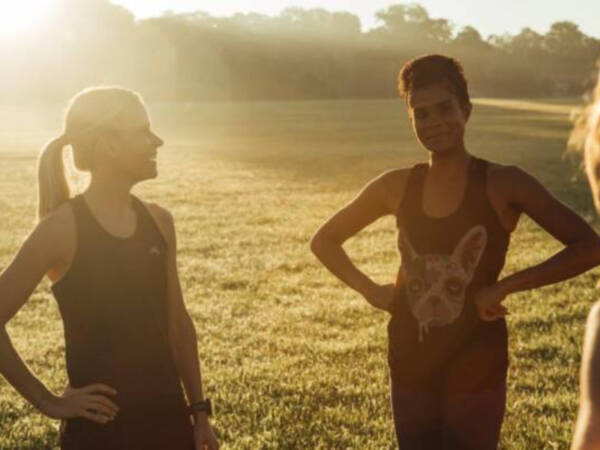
[0,97,597,449]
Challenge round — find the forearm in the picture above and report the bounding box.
[573,304,600,450]
[0,326,54,412]
[572,405,600,450]
[499,241,600,295]
[311,236,376,296]
[169,313,205,405]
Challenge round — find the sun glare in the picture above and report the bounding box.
[0,0,55,38]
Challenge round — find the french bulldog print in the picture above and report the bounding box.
[397,225,488,342]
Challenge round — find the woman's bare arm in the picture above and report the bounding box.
[499,167,600,293]
[147,203,219,449]
[476,167,600,320]
[504,170,600,292]
[0,205,118,423]
[310,169,408,309]
[0,206,73,409]
[148,205,206,405]
[572,303,600,450]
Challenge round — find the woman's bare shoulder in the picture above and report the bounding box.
[376,168,413,213]
[34,202,76,247]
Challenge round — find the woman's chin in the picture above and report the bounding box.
[423,144,454,154]
[134,169,158,183]
[422,138,465,155]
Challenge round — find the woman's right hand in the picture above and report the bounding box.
[40,384,119,424]
[362,283,396,312]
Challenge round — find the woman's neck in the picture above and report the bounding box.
[84,172,135,215]
[428,148,471,178]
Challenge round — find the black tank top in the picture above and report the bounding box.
[388,156,510,384]
[51,194,185,410]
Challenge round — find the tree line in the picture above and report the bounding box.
[1,0,599,103]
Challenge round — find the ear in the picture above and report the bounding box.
[398,230,418,263]
[462,102,473,122]
[452,225,487,277]
[406,99,415,125]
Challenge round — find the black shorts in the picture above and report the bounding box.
[60,404,194,450]
[390,339,508,450]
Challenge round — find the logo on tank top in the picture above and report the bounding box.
[149,246,161,256]
[397,225,487,342]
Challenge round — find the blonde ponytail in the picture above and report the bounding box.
[35,86,145,220]
[37,135,70,220]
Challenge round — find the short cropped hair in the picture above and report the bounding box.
[398,54,471,107]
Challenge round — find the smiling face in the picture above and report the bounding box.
[397,226,487,341]
[65,88,165,185]
[407,82,472,155]
[102,100,164,183]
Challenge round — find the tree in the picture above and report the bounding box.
[374,3,452,45]
[544,21,587,58]
[454,26,486,47]
[277,7,361,38]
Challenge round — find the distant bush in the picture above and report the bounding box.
[1,0,598,103]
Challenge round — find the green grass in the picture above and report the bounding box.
[0,98,597,449]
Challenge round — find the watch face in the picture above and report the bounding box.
[190,399,212,416]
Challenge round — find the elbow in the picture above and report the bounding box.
[311,228,345,263]
[171,311,196,342]
[310,230,337,260]
[310,232,323,257]
[588,235,600,267]
[184,313,198,339]
[0,314,9,331]
[573,233,600,269]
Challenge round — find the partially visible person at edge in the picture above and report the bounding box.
[0,87,219,450]
[311,54,600,449]
[571,64,600,450]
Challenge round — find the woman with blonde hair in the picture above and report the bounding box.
[572,66,600,450]
[0,87,218,449]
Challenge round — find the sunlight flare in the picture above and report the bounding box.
[0,0,55,38]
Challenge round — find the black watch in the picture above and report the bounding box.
[188,398,212,417]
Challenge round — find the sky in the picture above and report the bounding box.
[111,0,600,38]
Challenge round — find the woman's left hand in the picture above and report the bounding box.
[193,416,219,450]
[474,283,510,321]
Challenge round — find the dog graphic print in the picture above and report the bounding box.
[397,225,488,342]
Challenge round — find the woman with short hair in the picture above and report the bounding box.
[311,54,600,449]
